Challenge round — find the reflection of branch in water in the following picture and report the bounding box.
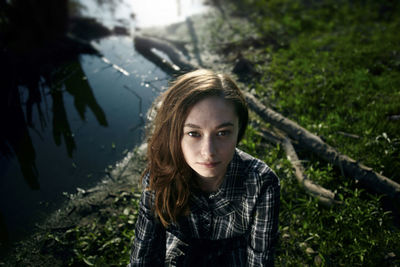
[40,78,51,125]
[25,80,48,134]
[143,76,169,83]
[129,119,145,133]
[140,79,164,94]
[0,0,105,193]
[49,63,81,91]
[0,210,10,249]
[123,85,145,132]
[49,59,110,157]
[12,110,40,190]
[25,80,43,128]
[0,83,40,190]
[63,61,108,127]
[101,57,130,76]
[123,85,143,114]
[51,87,76,158]
[142,75,169,93]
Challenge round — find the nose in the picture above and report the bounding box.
[201,136,216,158]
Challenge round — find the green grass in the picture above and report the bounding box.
[240,125,400,265]
[265,26,400,179]
[234,0,400,265]
[232,0,400,181]
[62,194,140,266]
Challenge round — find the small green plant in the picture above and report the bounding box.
[25,191,142,266]
[66,194,140,266]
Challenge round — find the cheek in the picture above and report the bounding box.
[225,140,237,155]
[181,138,194,160]
[181,139,187,158]
[217,139,236,158]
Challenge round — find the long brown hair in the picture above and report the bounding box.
[144,69,248,227]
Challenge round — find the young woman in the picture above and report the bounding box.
[129,69,280,266]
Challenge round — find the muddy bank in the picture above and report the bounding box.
[2,144,146,265]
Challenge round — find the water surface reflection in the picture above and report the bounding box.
[0,0,209,251]
[0,0,171,247]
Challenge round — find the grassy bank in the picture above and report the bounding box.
[215,0,400,181]
[216,0,400,265]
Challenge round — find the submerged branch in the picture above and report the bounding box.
[134,35,196,75]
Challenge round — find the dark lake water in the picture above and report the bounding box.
[0,0,208,246]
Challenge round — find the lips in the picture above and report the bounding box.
[198,162,220,168]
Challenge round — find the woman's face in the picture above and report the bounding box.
[181,96,239,189]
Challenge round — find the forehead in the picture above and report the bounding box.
[184,96,237,124]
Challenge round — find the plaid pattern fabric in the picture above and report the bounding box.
[129,148,280,267]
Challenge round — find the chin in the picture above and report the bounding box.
[196,170,222,179]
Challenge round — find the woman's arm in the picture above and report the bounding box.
[128,177,166,266]
[247,171,280,266]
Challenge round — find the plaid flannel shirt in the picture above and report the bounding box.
[129,148,280,266]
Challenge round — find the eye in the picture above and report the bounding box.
[217,130,230,137]
[188,131,200,137]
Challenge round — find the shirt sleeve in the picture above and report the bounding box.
[247,170,280,266]
[128,174,166,267]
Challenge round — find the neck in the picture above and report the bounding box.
[197,175,224,193]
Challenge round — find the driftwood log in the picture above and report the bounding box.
[133,34,400,204]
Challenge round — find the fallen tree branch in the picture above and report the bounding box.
[133,34,400,204]
[245,92,400,202]
[282,137,339,206]
[134,35,195,75]
[256,128,338,206]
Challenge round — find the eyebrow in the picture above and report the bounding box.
[184,122,234,129]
